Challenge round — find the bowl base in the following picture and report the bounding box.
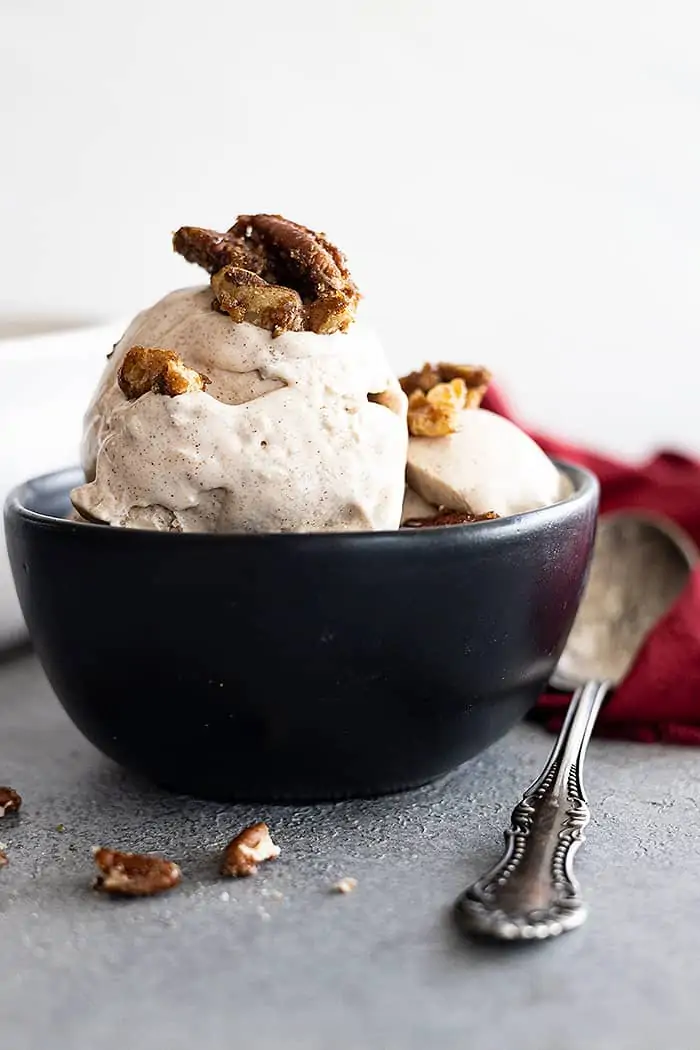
[152,767,459,804]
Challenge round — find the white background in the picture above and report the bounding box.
[1,1,699,457]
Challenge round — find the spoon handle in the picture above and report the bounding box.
[456,678,610,940]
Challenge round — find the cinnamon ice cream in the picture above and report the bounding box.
[399,363,565,523]
[71,215,408,533]
[405,408,565,519]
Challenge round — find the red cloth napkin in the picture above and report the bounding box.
[481,386,700,746]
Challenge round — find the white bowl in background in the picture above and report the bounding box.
[0,322,125,646]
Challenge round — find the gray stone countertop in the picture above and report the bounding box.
[1,649,698,1050]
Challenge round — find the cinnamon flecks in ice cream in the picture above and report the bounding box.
[174,214,360,335]
[402,509,500,528]
[71,285,407,534]
[400,363,492,437]
[118,346,210,400]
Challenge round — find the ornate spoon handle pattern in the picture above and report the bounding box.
[455,679,610,941]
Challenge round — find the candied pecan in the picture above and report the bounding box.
[402,509,500,528]
[211,265,305,336]
[118,346,210,400]
[93,847,182,897]
[399,362,441,395]
[220,822,280,878]
[406,379,468,437]
[174,213,360,335]
[231,214,358,313]
[0,787,21,817]
[400,362,491,409]
[173,226,268,275]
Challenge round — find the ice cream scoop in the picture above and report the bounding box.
[71,286,407,533]
[406,408,566,519]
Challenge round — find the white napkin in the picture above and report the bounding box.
[0,321,126,645]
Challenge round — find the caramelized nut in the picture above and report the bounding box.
[173,225,267,275]
[0,787,21,817]
[0,850,7,869]
[93,847,182,897]
[211,265,305,336]
[220,822,280,878]
[400,362,491,403]
[407,379,469,437]
[402,508,499,528]
[174,213,360,335]
[230,214,359,333]
[403,361,492,437]
[118,346,210,400]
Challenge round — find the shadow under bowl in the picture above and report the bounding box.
[4,463,598,801]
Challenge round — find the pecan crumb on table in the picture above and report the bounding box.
[220,822,280,878]
[93,847,182,897]
[331,877,358,894]
[0,787,22,817]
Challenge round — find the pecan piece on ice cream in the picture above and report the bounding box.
[402,508,499,528]
[174,213,360,336]
[173,225,268,275]
[118,346,210,400]
[405,379,468,437]
[400,362,492,437]
[399,362,491,403]
[211,266,305,337]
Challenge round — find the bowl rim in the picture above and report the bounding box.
[5,460,599,548]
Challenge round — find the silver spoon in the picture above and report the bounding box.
[456,511,698,941]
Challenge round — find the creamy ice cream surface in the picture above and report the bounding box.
[72,286,408,533]
[406,407,566,519]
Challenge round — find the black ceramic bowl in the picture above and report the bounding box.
[5,464,598,801]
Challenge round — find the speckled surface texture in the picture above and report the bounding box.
[1,651,698,1050]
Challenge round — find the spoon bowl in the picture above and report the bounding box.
[551,511,698,691]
